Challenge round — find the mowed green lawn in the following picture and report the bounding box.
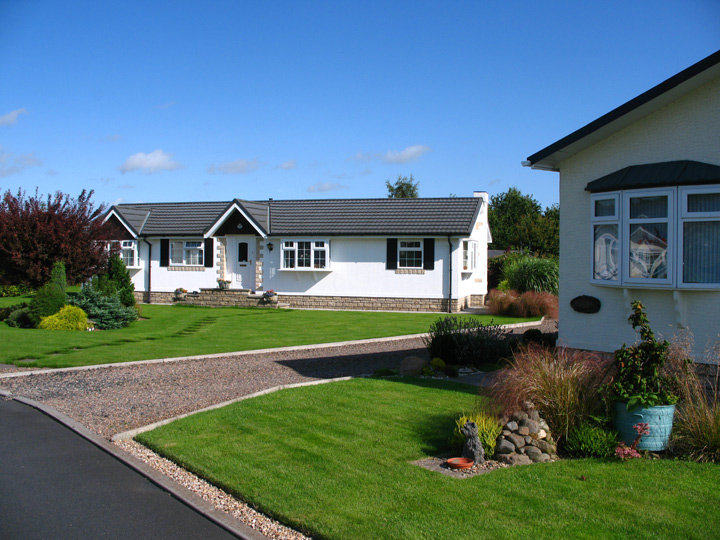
[0,299,536,368]
[137,377,720,540]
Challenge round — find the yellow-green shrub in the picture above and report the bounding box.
[450,409,502,458]
[38,305,90,331]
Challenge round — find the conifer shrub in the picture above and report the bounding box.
[71,281,137,330]
[38,305,90,331]
[6,307,33,328]
[28,282,67,327]
[50,261,67,293]
[0,302,28,322]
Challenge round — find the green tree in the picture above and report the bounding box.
[385,174,419,198]
[489,187,559,256]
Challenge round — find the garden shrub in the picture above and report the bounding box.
[503,256,559,295]
[50,261,67,293]
[424,316,512,368]
[28,282,67,327]
[0,302,28,322]
[492,344,612,443]
[71,281,137,330]
[564,421,619,458]
[487,289,558,319]
[430,357,446,370]
[0,284,33,297]
[6,307,33,328]
[38,305,90,331]
[450,409,502,458]
[96,254,136,307]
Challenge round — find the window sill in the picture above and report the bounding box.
[591,281,720,291]
[279,267,332,272]
[395,268,425,275]
[168,265,205,272]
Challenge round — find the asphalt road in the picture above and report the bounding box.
[0,398,244,540]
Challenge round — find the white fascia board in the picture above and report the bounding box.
[205,202,267,238]
[102,208,138,238]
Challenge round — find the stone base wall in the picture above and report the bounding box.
[276,294,476,313]
[135,290,483,313]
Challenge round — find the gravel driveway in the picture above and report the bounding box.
[0,336,429,439]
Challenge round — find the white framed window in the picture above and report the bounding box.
[680,185,720,287]
[623,189,673,286]
[398,240,423,268]
[281,240,330,270]
[591,194,620,282]
[108,240,139,268]
[590,185,719,289]
[170,240,204,266]
[462,240,478,272]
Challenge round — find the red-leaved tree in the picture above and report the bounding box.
[0,188,112,288]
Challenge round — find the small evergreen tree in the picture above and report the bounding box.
[50,261,67,293]
[29,282,67,327]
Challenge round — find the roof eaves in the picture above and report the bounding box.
[103,207,139,238]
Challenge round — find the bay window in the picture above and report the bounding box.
[590,186,719,288]
[281,240,330,270]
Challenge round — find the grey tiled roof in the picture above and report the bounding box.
[268,198,482,235]
[113,201,230,236]
[111,197,482,237]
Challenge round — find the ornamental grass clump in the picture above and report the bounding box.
[502,256,559,295]
[671,338,720,463]
[449,405,502,458]
[487,289,558,319]
[492,344,612,444]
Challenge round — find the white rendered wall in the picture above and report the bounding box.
[556,76,720,358]
[262,237,449,299]
[458,192,490,299]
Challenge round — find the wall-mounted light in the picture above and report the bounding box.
[267,242,274,252]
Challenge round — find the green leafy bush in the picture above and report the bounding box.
[492,345,612,443]
[38,305,90,331]
[0,302,28,322]
[0,284,33,297]
[71,282,137,330]
[29,282,67,327]
[609,301,678,409]
[503,256,559,295]
[450,409,502,458]
[564,421,619,458]
[6,307,33,328]
[430,357,446,370]
[424,316,512,368]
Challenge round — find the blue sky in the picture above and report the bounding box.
[1,1,718,210]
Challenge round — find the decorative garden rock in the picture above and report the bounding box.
[460,421,485,464]
[495,402,558,466]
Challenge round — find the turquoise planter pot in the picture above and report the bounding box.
[614,402,676,451]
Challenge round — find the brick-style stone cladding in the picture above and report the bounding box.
[276,294,480,313]
[134,290,485,313]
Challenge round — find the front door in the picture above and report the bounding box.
[232,236,256,289]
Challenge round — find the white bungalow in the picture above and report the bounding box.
[525,50,720,360]
[102,193,491,312]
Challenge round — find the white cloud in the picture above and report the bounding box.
[0,108,28,126]
[119,149,181,174]
[0,146,43,177]
[207,158,262,174]
[155,101,177,110]
[277,160,296,170]
[104,134,122,142]
[307,181,347,193]
[383,145,431,163]
[359,168,372,176]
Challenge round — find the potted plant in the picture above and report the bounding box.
[608,301,678,451]
[263,289,276,300]
[217,278,231,290]
[174,287,188,300]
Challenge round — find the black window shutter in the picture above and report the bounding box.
[160,239,169,267]
[204,238,214,267]
[423,238,435,270]
[386,238,398,270]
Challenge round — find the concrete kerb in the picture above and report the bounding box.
[0,391,269,540]
[111,376,356,442]
[0,318,545,380]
